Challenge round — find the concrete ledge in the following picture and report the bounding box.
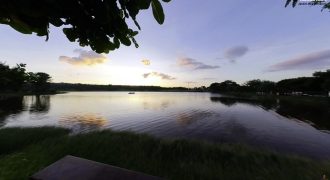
[30,155,163,180]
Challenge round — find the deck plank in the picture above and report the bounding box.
[30,155,163,180]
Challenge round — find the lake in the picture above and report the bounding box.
[1,92,330,159]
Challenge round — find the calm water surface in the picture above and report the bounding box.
[1,92,330,159]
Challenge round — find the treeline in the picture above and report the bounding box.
[209,69,330,96]
[50,83,188,92]
[0,63,51,93]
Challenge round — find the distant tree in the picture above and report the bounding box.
[0,0,171,53]
[0,62,52,93]
[277,77,323,94]
[209,69,329,95]
[0,63,11,91]
[313,69,330,92]
[244,79,262,92]
[323,79,330,92]
[313,69,330,78]
[0,63,27,91]
[27,72,51,93]
[209,80,240,93]
[244,79,276,93]
[209,83,221,92]
[9,63,27,91]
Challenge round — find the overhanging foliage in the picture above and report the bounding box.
[0,0,170,53]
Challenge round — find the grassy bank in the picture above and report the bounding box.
[0,127,329,180]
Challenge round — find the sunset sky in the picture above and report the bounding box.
[1,0,330,87]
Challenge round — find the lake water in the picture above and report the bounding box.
[1,92,330,159]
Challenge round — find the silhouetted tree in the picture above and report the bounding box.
[313,69,330,92]
[209,80,240,93]
[244,79,276,93]
[0,63,11,91]
[209,69,329,95]
[10,63,27,91]
[323,80,330,92]
[0,0,171,53]
[313,70,330,78]
[276,77,322,94]
[27,72,51,93]
[0,62,52,93]
[0,63,27,91]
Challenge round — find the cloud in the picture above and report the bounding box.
[224,46,249,62]
[143,72,176,80]
[141,59,151,66]
[59,49,108,66]
[177,57,219,70]
[267,49,330,72]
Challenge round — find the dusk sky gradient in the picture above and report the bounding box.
[1,0,330,87]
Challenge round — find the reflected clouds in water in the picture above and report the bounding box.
[59,113,108,133]
[142,100,173,110]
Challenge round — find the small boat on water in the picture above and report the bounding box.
[128,92,135,94]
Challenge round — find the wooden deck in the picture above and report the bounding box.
[30,155,163,180]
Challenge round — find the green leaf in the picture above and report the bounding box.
[63,28,76,42]
[285,0,292,7]
[113,37,120,49]
[285,0,299,7]
[9,21,33,34]
[292,0,299,7]
[49,18,63,27]
[151,0,164,24]
[119,35,132,46]
[7,15,35,34]
[0,18,10,24]
[0,0,171,53]
[139,0,151,9]
[131,31,139,36]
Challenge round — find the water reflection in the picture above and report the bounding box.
[142,100,173,110]
[2,92,330,159]
[59,114,108,133]
[210,96,330,130]
[0,96,24,125]
[222,118,249,143]
[176,110,216,126]
[210,97,276,110]
[28,95,50,113]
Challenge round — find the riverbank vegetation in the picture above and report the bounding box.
[0,63,52,95]
[50,83,188,92]
[0,127,329,180]
[208,69,330,96]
